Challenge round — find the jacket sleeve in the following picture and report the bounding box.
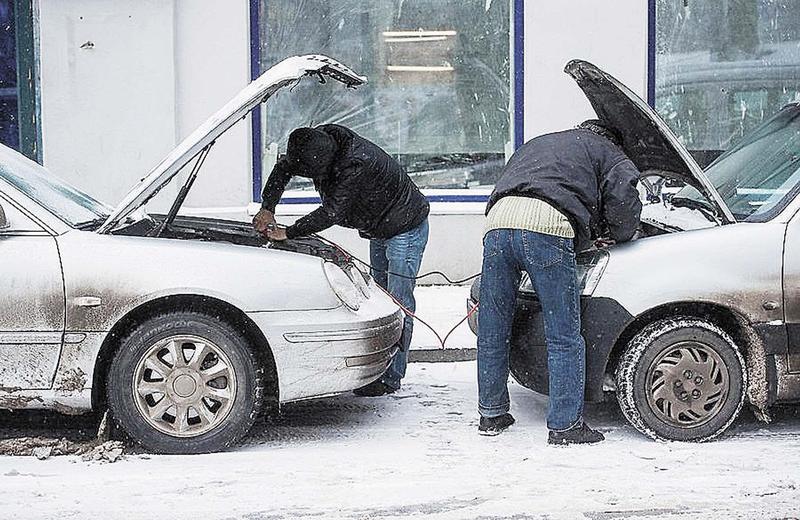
[260,158,294,212]
[600,158,642,243]
[285,163,362,239]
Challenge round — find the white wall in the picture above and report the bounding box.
[174,1,251,210]
[39,0,177,206]
[525,0,649,137]
[39,0,252,210]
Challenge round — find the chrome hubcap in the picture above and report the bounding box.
[645,342,729,428]
[133,335,237,438]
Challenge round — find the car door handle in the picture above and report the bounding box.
[74,296,102,307]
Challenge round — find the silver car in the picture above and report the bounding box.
[0,55,403,454]
[469,60,800,442]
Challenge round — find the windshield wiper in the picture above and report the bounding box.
[670,196,720,224]
[74,216,109,230]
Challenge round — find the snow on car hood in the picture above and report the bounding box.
[97,55,366,234]
[564,60,735,224]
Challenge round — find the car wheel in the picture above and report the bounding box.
[107,311,264,454]
[615,317,746,442]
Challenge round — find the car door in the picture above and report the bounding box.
[783,207,800,373]
[0,194,65,389]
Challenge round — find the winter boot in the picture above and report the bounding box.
[548,421,605,445]
[478,413,515,436]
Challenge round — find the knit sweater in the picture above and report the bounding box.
[485,196,575,238]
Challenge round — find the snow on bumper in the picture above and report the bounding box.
[248,292,403,402]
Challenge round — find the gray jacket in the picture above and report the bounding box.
[487,129,642,251]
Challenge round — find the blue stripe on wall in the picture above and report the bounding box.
[279,194,491,205]
[647,0,656,108]
[513,0,525,149]
[249,0,263,202]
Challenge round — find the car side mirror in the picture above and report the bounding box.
[0,203,8,230]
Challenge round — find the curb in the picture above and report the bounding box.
[409,348,477,363]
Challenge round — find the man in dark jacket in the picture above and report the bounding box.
[476,120,642,444]
[253,124,430,396]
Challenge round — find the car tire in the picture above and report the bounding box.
[615,317,746,442]
[107,310,264,454]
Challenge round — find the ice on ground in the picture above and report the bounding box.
[1,362,799,519]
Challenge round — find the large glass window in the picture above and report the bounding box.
[256,0,511,192]
[655,1,800,161]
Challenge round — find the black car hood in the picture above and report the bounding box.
[565,60,734,223]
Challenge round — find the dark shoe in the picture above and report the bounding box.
[548,421,605,445]
[353,380,397,397]
[478,413,515,436]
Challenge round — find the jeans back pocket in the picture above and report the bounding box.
[522,231,564,268]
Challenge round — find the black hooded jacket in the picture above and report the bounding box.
[487,129,642,251]
[261,124,429,240]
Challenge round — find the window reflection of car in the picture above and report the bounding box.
[656,41,800,153]
[468,60,800,442]
[0,56,404,454]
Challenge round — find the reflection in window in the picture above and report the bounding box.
[655,0,800,155]
[256,0,511,191]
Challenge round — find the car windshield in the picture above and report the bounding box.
[0,145,110,227]
[674,105,800,221]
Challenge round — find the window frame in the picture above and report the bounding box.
[247,0,525,209]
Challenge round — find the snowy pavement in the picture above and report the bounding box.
[2,361,800,519]
[1,286,800,519]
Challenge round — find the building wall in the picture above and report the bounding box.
[36,1,648,281]
[38,0,251,211]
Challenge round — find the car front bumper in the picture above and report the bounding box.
[248,290,404,403]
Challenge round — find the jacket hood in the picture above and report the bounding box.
[286,127,337,179]
[564,59,734,224]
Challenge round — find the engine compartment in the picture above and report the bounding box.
[113,214,352,266]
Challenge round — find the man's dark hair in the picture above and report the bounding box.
[578,119,623,147]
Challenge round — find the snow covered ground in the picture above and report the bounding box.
[410,285,476,350]
[1,287,800,519]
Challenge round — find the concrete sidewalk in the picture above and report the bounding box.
[408,285,477,362]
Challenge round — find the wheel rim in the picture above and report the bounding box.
[132,335,238,438]
[645,341,730,429]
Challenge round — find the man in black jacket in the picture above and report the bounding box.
[477,120,642,444]
[253,124,430,396]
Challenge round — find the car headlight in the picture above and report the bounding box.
[323,262,362,310]
[346,264,371,298]
[519,250,609,296]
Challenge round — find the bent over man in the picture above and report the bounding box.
[253,124,429,396]
[477,120,642,444]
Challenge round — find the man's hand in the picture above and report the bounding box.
[594,237,616,249]
[252,209,276,236]
[266,226,287,241]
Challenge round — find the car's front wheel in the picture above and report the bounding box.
[107,311,264,454]
[615,317,746,442]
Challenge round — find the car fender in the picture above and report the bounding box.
[56,231,341,333]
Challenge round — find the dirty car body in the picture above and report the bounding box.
[0,55,402,453]
[468,60,800,442]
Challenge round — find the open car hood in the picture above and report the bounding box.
[97,55,366,234]
[564,60,734,224]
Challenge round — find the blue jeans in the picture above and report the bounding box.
[477,229,585,431]
[370,219,429,390]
